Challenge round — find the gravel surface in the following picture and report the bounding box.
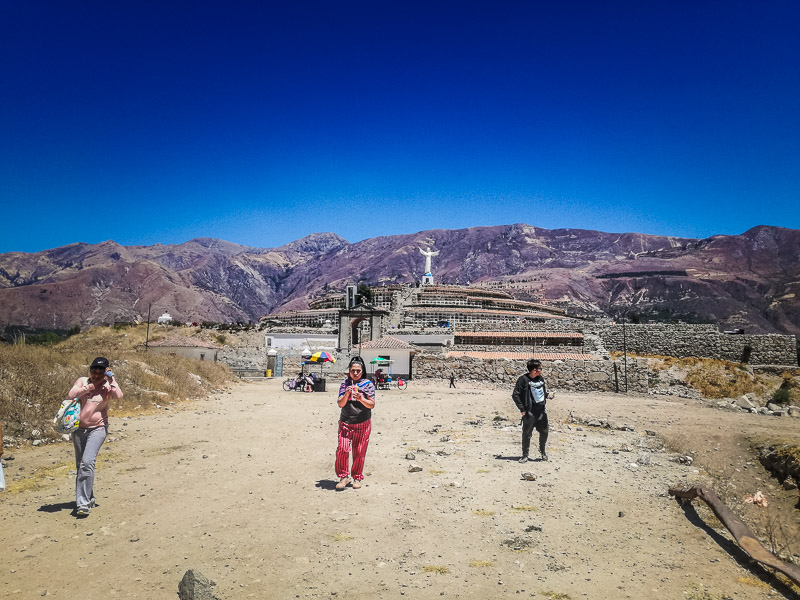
[1,379,799,599]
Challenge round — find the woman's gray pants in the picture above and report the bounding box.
[72,426,107,509]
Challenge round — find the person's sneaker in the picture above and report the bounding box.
[335,477,351,491]
[540,452,549,462]
[352,480,362,490]
[518,455,529,464]
[76,506,90,517]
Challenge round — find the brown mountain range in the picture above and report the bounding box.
[1,224,798,335]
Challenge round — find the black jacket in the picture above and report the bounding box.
[512,373,548,416]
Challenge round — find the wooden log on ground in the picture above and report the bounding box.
[669,484,800,587]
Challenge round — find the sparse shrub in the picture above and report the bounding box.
[771,386,791,405]
[23,331,64,346]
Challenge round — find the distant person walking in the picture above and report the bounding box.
[335,357,375,491]
[68,357,123,516]
[449,372,456,388]
[511,359,549,463]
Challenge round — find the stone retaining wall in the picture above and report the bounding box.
[592,324,797,366]
[219,346,266,370]
[452,344,587,354]
[413,353,648,394]
[457,320,585,332]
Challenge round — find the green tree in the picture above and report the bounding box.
[357,282,373,304]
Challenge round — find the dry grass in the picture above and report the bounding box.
[614,353,773,399]
[735,576,770,589]
[542,593,571,600]
[683,359,768,399]
[662,430,695,455]
[0,324,235,440]
[3,459,73,494]
[421,565,449,574]
[511,505,538,512]
[332,533,354,542]
[472,509,495,516]
[468,560,494,568]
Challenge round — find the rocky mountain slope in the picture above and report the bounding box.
[1,225,798,335]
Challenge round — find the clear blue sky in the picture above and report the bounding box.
[1,1,798,253]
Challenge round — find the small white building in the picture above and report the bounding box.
[357,336,418,379]
[264,332,339,352]
[146,336,220,361]
[157,312,173,324]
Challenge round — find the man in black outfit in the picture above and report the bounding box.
[511,358,549,463]
[449,372,456,388]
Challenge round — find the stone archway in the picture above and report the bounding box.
[351,317,369,346]
[337,304,389,352]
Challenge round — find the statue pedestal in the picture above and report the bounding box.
[422,274,434,285]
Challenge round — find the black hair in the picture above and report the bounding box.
[527,358,542,373]
[348,356,367,380]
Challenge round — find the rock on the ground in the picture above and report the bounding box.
[178,569,219,600]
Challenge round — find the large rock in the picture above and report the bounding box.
[178,570,219,600]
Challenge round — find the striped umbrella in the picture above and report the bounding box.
[308,351,336,364]
[308,351,336,376]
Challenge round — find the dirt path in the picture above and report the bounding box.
[2,380,799,599]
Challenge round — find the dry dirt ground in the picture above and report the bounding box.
[2,380,800,600]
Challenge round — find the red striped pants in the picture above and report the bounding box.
[336,419,372,481]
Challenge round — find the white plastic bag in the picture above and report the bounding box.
[0,462,6,492]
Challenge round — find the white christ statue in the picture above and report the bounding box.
[419,246,439,275]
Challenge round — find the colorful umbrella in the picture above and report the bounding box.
[308,351,336,377]
[308,351,336,364]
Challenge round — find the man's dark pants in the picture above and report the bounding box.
[521,412,549,458]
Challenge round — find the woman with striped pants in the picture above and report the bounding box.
[335,357,376,491]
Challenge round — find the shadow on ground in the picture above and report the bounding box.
[677,500,800,599]
[37,501,75,513]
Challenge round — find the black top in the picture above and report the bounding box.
[511,373,548,417]
[338,377,376,424]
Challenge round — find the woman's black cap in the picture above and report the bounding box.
[90,357,110,370]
